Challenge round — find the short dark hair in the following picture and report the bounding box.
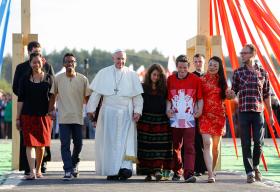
[175,55,190,67]
[27,41,41,52]
[193,53,205,59]
[29,52,42,63]
[244,44,256,55]
[63,53,75,63]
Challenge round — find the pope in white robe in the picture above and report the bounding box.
[86,49,143,179]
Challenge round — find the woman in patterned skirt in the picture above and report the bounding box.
[137,64,173,181]
[199,56,228,183]
[16,52,53,180]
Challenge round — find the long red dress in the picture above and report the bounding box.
[199,73,226,136]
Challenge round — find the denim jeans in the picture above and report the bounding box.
[59,124,83,172]
[239,112,264,174]
[84,116,95,139]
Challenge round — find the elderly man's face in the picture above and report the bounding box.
[113,51,126,69]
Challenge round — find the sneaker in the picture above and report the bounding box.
[185,175,197,183]
[247,174,255,183]
[254,169,262,182]
[162,170,170,181]
[154,171,163,181]
[144,175,152,182]
[72,167,79,178]
[107,175,119,180]
[194,172,202,176]
[172,174,181,181]
[63,172,73,181]
[41,162,47,173]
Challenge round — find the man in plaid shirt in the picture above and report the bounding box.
[228,44,274,183]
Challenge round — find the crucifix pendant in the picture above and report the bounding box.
[114,88,119,95]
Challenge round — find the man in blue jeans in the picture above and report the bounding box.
[49,53,92,180]
[228,44,274,183]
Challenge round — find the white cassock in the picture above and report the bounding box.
[86,65,143,176]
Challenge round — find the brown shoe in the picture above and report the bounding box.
[254,169,262,181]
[247,174,255,183]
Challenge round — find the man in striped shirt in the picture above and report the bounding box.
[228,44,274,183]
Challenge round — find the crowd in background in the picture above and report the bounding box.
[0,90,12,139]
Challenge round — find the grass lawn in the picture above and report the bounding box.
[0,141,12,184]
[221,140,280,182]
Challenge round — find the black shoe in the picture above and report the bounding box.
[107,175,119,180]
[63,172,73,181]
[194,172,202,176]
[72,167,79,178]
[185,175,197,183]
[41,162,47,173]
[172,174,181,181]
[118,168,132,180]
[24,170,30,176]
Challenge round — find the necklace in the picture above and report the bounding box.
[31,72,44,83]
[113,68,124,95]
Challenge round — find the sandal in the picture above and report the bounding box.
[36,172,44,178]
[207,177,215,183]
[25,174,36,180]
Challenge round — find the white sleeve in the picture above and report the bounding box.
[132,94,143,115]
[86,91,101,113]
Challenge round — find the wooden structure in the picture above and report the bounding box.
[12,0,38,169]
[186,0,222,170]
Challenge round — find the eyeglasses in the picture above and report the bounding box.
[240,52,252,55]
[64,60,76,64]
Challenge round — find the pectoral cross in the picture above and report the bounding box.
[114,88,119,95]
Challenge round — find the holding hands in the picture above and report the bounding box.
[133,113,141,122]
[226,89,236,99]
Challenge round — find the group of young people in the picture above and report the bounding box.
[13,41,274,184]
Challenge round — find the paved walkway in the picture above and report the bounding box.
[1,161,280,192]
[1,139,279,191]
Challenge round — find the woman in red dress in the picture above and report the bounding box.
[16,52,53,179]
[199,56,228,183]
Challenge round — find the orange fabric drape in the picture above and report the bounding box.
[264,108,280,158]
[235,0,280,102]
[213,0,239,158]
[244,0,280,66]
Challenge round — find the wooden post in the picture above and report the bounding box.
[12,34,24,169]
[21,0,31,45]
[197,0,210,36]
[12,0,37,170]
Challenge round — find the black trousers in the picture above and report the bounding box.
[194,120,207,174]
[239,112,264,174]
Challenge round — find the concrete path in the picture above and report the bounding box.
[1,139,279,191]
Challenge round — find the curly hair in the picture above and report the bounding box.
[143,63,167,95]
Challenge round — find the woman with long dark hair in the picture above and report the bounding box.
[16,52,53,180]
[199,56,228,183]
[137,64,173,181]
